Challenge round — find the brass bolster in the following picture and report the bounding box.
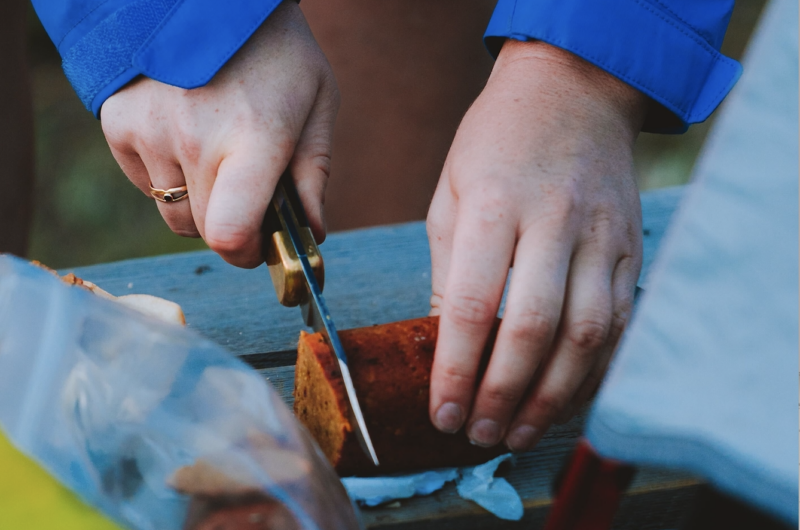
[265,227,324,307]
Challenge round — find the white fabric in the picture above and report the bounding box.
[585,0,799,524]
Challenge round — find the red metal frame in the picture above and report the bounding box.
[543,438,636,530]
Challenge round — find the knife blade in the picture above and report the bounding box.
[262,172,380,468]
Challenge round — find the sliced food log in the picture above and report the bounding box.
[294,316,504,476]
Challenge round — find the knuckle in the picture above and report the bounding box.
[445,291,497,328]
[137,133,170,158]
[549,191,579,218]
[426,212,446,240]
[609,306,631,342]
[524,191,580,233]
[617,252,643,277]
[545,187,580,219]
[226,112,268,141]
[530,393,568,423]
[297,151,332,180]
[101,119,130,149]
[481,385,523,408]
[429,294,444,316]
[177,132,203,165]
[566,317,609,353]
[439,364,474,387]
[505,308,557,346]
[471,189,512,226]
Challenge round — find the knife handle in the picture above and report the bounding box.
[261,171,325,307]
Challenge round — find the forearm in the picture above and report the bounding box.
[492,39,648,146]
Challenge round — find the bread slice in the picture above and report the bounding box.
[294,316,504,476]
[116,294,186,326]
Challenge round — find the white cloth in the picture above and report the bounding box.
[585,0,798,524]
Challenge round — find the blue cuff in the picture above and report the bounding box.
[60,0,282,118]
[484,0,743,133]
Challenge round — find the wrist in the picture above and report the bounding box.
[492,39,648,141]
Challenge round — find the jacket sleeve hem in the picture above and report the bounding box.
[59,0,283,116]
[132,0,283,88]
[484,0,742,133]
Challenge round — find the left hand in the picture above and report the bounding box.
[426,39,648,451]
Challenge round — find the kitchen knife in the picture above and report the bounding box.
[262,171,380,468]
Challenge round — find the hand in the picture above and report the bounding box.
[100,0,338,267]
[427,40,648,451]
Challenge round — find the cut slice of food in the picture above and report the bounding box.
[116,294,186,326]
[294,316,504,476]
[30,261,186,326]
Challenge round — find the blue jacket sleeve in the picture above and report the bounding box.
[30,0,282,118]
[485,0,743,133]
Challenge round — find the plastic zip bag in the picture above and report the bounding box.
[0,255,361,530]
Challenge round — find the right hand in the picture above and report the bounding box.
[100,0,339,268]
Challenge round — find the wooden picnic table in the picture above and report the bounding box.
[69,186,698,530]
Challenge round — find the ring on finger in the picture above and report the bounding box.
[149,182,189,203]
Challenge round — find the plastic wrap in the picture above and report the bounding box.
[0,255,361,530]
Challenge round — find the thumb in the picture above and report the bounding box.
[290,76,339,243]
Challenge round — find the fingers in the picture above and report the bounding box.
[504,250,613,452]
[204,139,292,268]
[465,229,571,446]
[429,192,516,434]
[558,254,640,422]
[147,160,200,238]
[426,169,457,317]
[290,76,339,243]
[108,141,201,238]
[203,67,337,264]
[105,97,203,239]
[106,143,150,196]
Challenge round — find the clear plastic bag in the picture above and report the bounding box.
[0,255,361,530]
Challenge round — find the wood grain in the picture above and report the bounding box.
[67,187,685,358]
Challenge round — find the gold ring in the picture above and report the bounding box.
[149,182,189,203]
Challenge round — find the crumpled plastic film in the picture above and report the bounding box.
[0,255,362,530]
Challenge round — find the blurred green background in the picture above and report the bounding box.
[25,1,766,269]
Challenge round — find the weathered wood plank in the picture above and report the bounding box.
[259,365,698,530]
[67,187,684,358]
[65,186,692,529]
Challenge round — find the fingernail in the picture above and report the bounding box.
[505,425,538,452]
[434,403,464,433]
[468,419,501,447]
